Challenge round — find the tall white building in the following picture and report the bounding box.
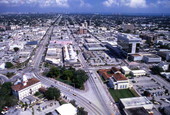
[117,33,142,54]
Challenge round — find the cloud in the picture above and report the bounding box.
[0,0,69,7]
[128,0,147,8]
[103,0,147,8]
[157,0,170,7]
[79,0,91,7]
[103,0,118,7]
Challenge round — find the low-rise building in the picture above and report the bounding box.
[56,103,77,115]
[158,51,170,61]
[120,97,154,110]
[108,73,129,89]
[143,54,162,63]
[84,43,107,51]
[129,54,143,61]
[12,75,41,100]
[121,66,131,75]
[130,70,146,76]
[158,62,169,71]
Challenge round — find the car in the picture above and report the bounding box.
[73,94,76,96]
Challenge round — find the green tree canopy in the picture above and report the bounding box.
[46,66,60,78]
[5,62,14,69]
[44,87,61,100]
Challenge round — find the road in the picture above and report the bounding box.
[29,15,109,115]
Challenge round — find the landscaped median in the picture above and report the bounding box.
[44,66,89,90]
[109,88,139,103]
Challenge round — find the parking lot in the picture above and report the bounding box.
[130,76,170,108]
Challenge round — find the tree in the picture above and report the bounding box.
[13,47,19,52]
[5,62,14,69]
[143,91,151,97]
[46,67,60,78]
[44,87,60,100]
[77,107,88,115]
[0,82,18,112]
[61,70,74,80]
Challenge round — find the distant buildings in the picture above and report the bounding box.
[122,23,135,32]
[12,75,41,100]
[84,43,107,51]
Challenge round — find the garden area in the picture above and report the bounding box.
[44,66,89,90]
[109,88,139,102]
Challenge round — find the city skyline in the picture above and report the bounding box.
[0,0,170,14]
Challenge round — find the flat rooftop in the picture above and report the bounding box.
[144,54,161,58]
[121,66,131,71]
[120,97,152,107]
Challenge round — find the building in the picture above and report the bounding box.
[158,62,169,71]
[130,70,146,77]
[143,54,162,63]
[121,66,131,75]
[56,103,77,115]
[84,43,107,51]
[117,33,142,54]
[160,72,170,80]
[158,51,170,61]
[108,73,129,89]
[12,75,41,100]
[129,54,143,61]
[124,107,150,115]
[122,23,135,32]
[120,97,154,110]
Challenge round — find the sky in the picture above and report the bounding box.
[0,0,170,14]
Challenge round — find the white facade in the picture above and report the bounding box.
[108,75,129,89]
[120,97,154,110]
[121,66,131,75]
[130,70,146,76]
[12,77,41,100]
[17,82,41,100]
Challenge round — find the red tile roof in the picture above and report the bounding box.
[12,78,40,91]
[113,73,128,81]
[98,69,112,79]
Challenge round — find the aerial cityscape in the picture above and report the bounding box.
[0,0,170,115]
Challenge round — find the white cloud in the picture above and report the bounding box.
[80,0,91,7]
[103,0,147,8]
[103,0,118,7]
[55,0,69,7]
[0,0,69,7]
[128,0,147,8]
[157,0,170,7]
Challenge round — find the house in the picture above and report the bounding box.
[12,75,41,100]
[108,73,129,89]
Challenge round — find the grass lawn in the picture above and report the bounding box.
[109,89,138,102]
